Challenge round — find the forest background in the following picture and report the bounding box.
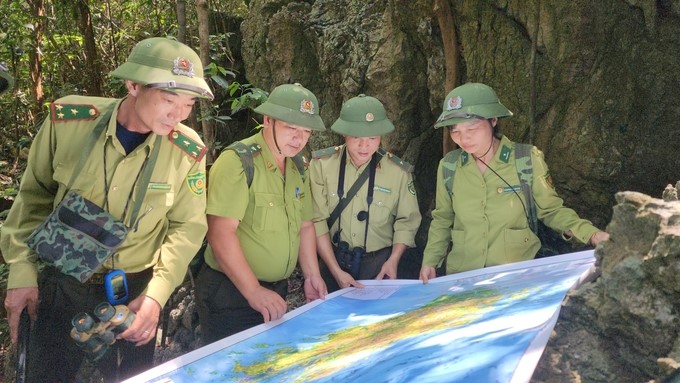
[0,0,679,381]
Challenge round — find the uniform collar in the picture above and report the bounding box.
[461,135,513,166]
[108,98,157,155]
[343,145,383,170]
[255,130,282,174]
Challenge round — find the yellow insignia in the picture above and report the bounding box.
[300,99,315,115]
[186,171,206,196]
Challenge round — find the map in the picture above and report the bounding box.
[125,250,596,383]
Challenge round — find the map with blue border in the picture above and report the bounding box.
[125,250,595,383]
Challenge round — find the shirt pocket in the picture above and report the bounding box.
[503,227,541,263]
[136,185,174,230]
[253,192,287,232]
[448,229,467,270]
[370,187,397,226]
[53,163,97,202]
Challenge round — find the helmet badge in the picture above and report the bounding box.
[365,112,374,122]
[300,99,315,115]
[446,96,462,111]
[172,57,195,78]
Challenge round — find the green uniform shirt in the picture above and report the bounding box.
[423,135,599,274]
[203,131,313,281]
[310,145,421,251]
[0,95,208,307]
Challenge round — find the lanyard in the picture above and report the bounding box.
[335,148,378,249]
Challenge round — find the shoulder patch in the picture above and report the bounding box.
[186,171,206,196]
[50,102,100,122]
[312,146,341,159]
[382,150,414,173]
[169,130,207,161]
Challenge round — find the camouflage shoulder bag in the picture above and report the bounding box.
[26,105,160,282]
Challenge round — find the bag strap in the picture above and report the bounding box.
[225,141,259,187]
[128,135,162,227]
[65,104,115,190]
[327,148,384,229]
[514,143,537,234]
[442,148,462,196]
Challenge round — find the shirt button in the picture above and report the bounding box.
[497,187,503,193]
[524,238,529,242]
[112,186,118,191]
[269,202,274,207]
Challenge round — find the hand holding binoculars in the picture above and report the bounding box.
[70,302,136,360]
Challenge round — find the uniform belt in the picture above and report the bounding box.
[364,246,392,258]
[204,263,286,290]
[86,268,153,284]
[259,279,287,290]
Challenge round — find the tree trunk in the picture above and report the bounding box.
[27,0,45,111]
[75,0,103,96]
[434,0,459,155]
[196,0,215,163]
[177,0,187,44]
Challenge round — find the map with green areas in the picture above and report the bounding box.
[126,250,595,383]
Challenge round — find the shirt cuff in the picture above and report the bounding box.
[144,277,174,308]
[314,220,330,237]
[392,231,416,248]
[7,261,39,289]
[570,224,600,245]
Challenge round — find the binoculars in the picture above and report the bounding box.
[70,302,135,361]
[334,241,365,279]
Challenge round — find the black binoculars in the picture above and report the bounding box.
[70,302,136,360]
[335,241,365,279]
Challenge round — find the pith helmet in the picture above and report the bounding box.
[331,94,394,137]
[434,83,513,128]
[110,37,214,100]
[253,83,325,131]
[0,63,13,95]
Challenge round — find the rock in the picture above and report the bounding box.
[537,181,680,382]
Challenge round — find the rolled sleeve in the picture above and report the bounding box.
[310,159,331,236]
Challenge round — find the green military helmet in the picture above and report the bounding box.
[0,63,14,95]
[434,83,513,128]
[331,94,394,137]
[253,83,325,131]
[110,37,214,100]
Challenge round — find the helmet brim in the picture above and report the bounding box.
[254,101,326,131]
[330,119,394,137]
[111,62,214,100]
[434,103,513,128]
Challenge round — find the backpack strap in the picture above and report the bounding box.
[514,143,538,234]
[442,149,462,196]
[224,141,261,187]
[224,142,305,186]
[291,154,307,182]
